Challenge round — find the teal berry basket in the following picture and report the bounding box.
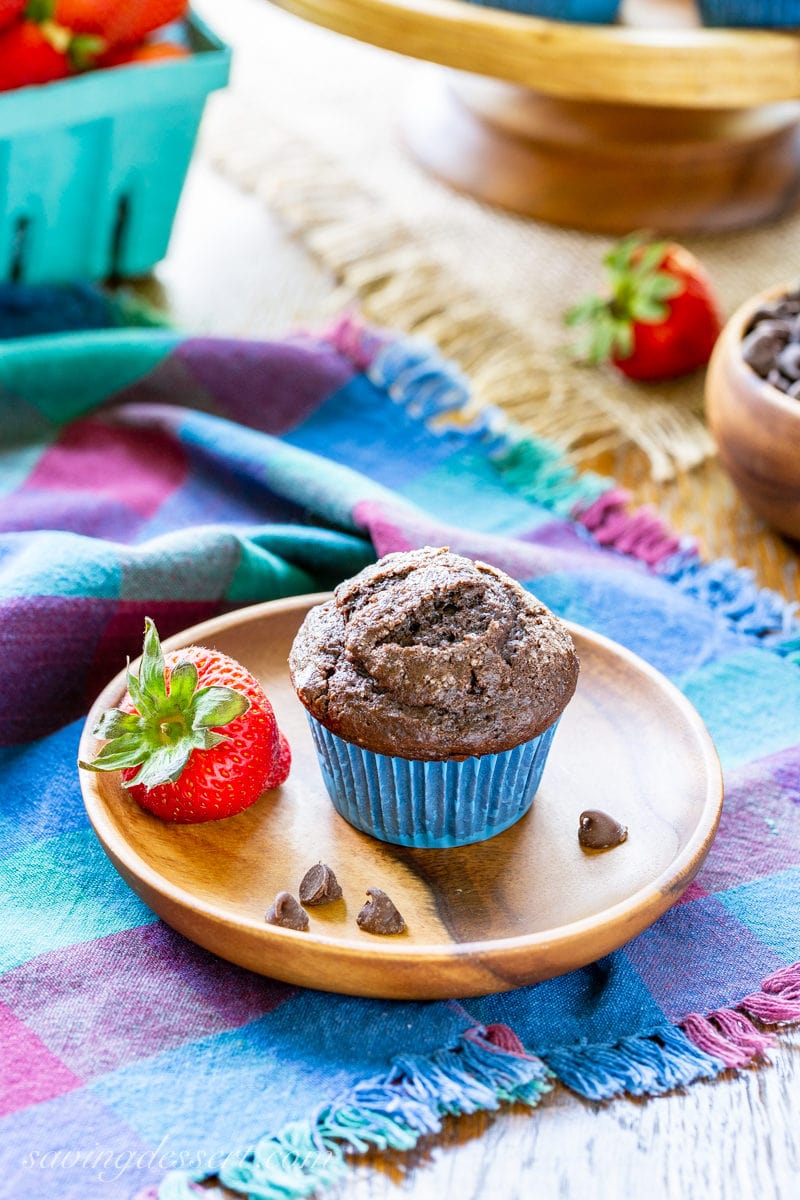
[0,12,230,284]
[460,0,620,20]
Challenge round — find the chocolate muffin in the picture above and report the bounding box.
[290,546,578,759]
[290,547,579,848]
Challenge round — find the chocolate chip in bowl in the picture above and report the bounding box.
[705,281,800,542]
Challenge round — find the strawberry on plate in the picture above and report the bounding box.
[565,234,723,382]
[79,618,291,823]
[0,19,70,89]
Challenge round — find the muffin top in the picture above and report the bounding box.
[289,547,579,760]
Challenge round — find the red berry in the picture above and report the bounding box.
[81,619,291,824]
[53,0,188,48]
[566,235,723,383]
[0,1,26,33]
[0,21,69,90]
[265,728,292,791]
[98,40,189,68]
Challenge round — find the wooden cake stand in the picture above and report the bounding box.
[266,0,800,232]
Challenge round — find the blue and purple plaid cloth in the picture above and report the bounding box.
[1,295,799,1199]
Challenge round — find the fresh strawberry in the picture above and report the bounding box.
[98,39,188,68]
[0,19,69,89]
[80,618,291,823]
[265,728,292,791]
[0,0,26,31]
[565,234,723,382]
[49,0,188,48]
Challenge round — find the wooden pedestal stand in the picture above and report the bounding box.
[269,0,800,233]
[404,73,800,233]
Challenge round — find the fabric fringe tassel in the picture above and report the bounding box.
[541,1024,724,1102]
[739,962,800,1024]
[657,551,798,641]
[681,965,800,1065]
[155,1026,552,1200]
[150,966,800,1199]
[203,98,714,483]
[682,1009,775,1068]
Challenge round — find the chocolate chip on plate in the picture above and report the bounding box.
[299,862,343,906]
[578,810,628,852]
[266,891,309,931]
[356,888,406,935]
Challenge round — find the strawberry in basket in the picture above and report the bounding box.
[51,0,188,47]
[0,0,190,89]
[0,17,70,87]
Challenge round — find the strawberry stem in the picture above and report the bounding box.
[25,0,55,21]
[565,233,683,366]
[78,618,250,790]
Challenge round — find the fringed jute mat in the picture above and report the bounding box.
[199,0,800,482]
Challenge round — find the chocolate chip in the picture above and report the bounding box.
[742,324,793,377]
[747,301,786,326]
[356,888,406,935]
[767,369,792,393]
[265,891,309,931]
[299,862,343,906]
[578,810,628,851]
[776,343,800,381]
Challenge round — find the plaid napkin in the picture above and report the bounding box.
[1,298,799,1200]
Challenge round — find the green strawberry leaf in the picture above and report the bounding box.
[200,730,229,751]
[612,321,635,360]
[140,618,168,704]
[564,295,607,326]
[167,660,199,709]
[633,240,668,276]
[126,742,194,791]
[25,0,55,21]
[79,735,148,773]
[630,297,670,323]
[647,274,683,301]
[125,659,148,718]
[192,686,249,729]
[69,33,106,72]
[93,709,142,740]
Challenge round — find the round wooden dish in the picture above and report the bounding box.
[705,282,800,542]
[266,0,800,232]
[79,594,723,1000]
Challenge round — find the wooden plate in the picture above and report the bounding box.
[79,595,723,1000]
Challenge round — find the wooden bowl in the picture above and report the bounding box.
[705,284,800,542]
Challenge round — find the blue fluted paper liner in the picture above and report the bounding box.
[307,716,559,848]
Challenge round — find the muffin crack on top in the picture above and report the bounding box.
[289,547,579,761]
